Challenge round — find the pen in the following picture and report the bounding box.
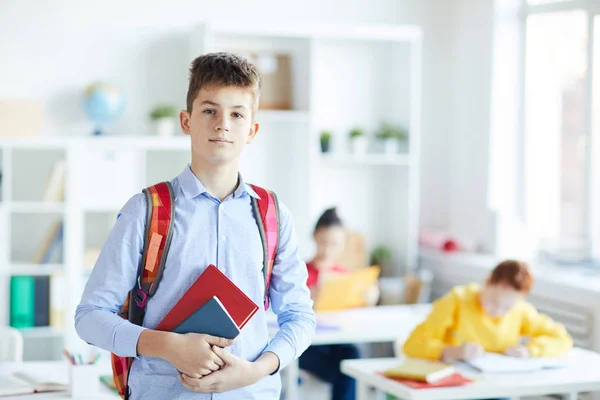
[91,353,101,364]
[62,348,74,365]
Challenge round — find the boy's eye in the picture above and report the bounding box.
[232,112,243,119]
[203,109,215,114]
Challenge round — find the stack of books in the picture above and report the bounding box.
[156,264,259,338]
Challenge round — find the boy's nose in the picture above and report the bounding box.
[215,116,230,132]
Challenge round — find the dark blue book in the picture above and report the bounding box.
[172,296,240,339]
[33,276,50,327]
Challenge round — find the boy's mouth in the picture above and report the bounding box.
[209,138,232,144]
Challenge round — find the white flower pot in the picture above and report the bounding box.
[350,136,368,154]
[383,138,399,155]
[153,118,177,137]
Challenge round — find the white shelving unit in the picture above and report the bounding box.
[0,22,422,359]
[192,22,422,269]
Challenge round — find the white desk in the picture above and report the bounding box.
[1,305,429,400]
[270,304,431,400]
[0,361,117,400]
[341,347,600,400]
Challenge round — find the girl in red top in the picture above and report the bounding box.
[299,208,378,400]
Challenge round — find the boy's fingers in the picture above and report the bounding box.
[203,334,233,348]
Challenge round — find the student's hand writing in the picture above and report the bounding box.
[178,345,260,393]
[165,333,233,378]
[442,342,484,361]
[504,346,530,358]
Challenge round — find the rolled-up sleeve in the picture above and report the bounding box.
[263,202,316,371]
[74,194,147,357]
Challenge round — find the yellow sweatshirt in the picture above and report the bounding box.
[403,284,573,360]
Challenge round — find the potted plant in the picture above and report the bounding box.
[320,131,332,153]
[370,245,394,277]
[375,122,408,155]
[150,105,178,137]
[348,127,367,154]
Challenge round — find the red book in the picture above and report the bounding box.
[156,264,259,332]
[377,372,473,389]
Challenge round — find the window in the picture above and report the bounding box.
[524,10,588,257]
[511,0,600,261]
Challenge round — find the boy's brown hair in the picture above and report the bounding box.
[489,260,533,293]
[186,52,261,114]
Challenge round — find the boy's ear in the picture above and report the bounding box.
[246,121,260,144]
[180,110,191,135]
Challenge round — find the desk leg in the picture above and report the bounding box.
[284,359,299,400]
[357,381,370,400]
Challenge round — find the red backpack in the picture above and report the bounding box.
[110,181,280,399]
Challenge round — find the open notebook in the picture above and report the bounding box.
[464,352,568,373]
[0,371,66,397]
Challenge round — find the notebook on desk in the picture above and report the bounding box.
[157,264,259,332]
[0,372,66,397]
[464,352,568,373]
[382,358,456,383]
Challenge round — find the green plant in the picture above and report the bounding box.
[375,122,407,141]
[320,131,332,142]
[348,127,364,139]
[150,105,178,120]
[370,245,393,267]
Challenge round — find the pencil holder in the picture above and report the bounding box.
[69,363,101,397]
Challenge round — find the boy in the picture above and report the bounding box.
[75,52,316,400]
[403,260,572,361]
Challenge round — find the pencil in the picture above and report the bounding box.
[62,348,74,365]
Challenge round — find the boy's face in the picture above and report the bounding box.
[180,85,259,167]
[479,282,524,318]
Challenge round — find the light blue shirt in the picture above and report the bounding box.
[75,165,316,400]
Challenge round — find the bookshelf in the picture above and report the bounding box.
[0,22,422,360]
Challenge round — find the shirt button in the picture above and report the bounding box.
[221,235,227,241]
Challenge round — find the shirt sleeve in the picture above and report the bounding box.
[403,290,458,360]
[263,201,317,371]
[74,193,148,357]
[521,302,573,357]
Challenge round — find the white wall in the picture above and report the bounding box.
[448,0,495,246]
[0,0,490,242]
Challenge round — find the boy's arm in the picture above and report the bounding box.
[402,292,457,360]
[74,194,147,357]
[263,202,317,373]
[521,303,573,357]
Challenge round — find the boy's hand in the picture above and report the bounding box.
[442,342,484,361]
[165,333,234,378]
[178,346,262,393]
[504,346,530,358]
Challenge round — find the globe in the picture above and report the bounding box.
[83,82,125,135]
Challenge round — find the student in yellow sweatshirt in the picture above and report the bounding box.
[403,260,573,361]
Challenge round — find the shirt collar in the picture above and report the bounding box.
[178,165,260,200]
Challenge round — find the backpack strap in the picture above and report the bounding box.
[249,184,281,310]
[111,181,175,399]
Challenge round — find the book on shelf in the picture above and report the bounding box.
[10,274,63,330]
[31,220,63,264]
[49,272,65,329]
[41,159,65,202]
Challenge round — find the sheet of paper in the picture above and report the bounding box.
[0,375,34,397]
[467,352,568,373]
